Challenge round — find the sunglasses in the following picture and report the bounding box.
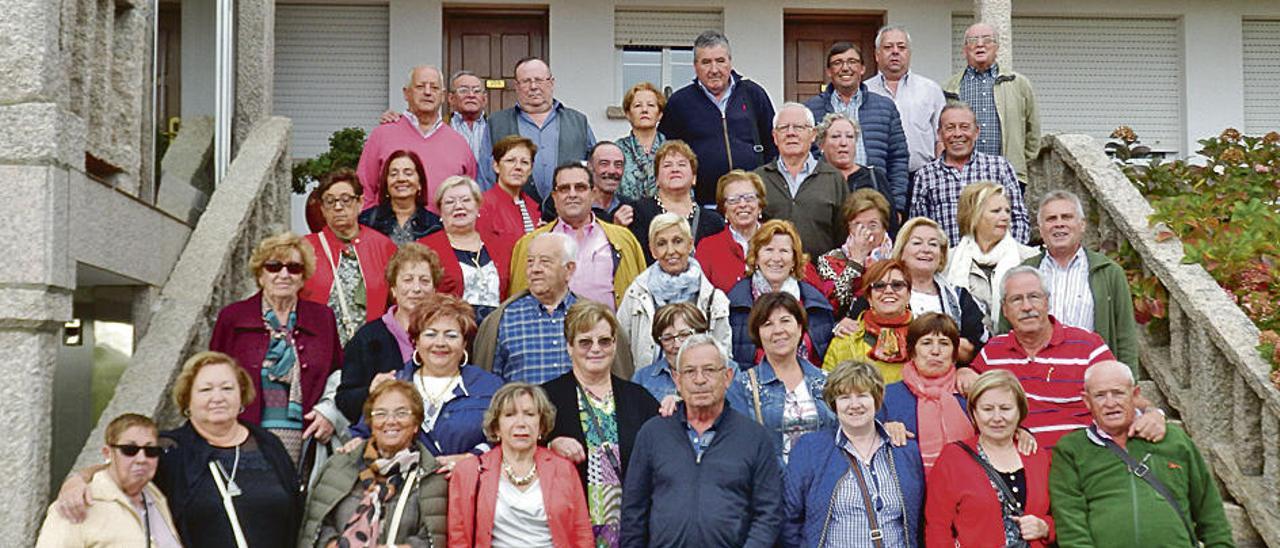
[263,261,305,275]
[869,280,909,292]
[112,444,164,458]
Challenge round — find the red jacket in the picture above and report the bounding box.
[209,293,343,424]
[476,185,541,266]
[417,230,511,301]
[448,445,593,547]
[300,226,398,322]
[695,228,828,295]
[924,437,1056,548]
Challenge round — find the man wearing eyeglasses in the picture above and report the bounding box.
[447,71,491,180]
[484,57,597,204]
[756,103,850,258]
[803,41,910,215]
[944,22,1041,183]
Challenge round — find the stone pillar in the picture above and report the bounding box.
[975,0,1014,71]
[0,0,79,542]
[234,0,276,152]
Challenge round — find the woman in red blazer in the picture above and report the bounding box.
[476,135,543,264]
[448,383,593,548]
[418,175,510,324]
[925,369,1055,547]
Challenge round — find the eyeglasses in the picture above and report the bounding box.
[869,280,909,293]
[658,329,701,345]
[828,58,862,69]
[573,336,616,351]
[370,408,415,422]
[421,329,462,341]
[441,196,475,209]
[554,182,591,194]
[516,76,552,88]
[263,261,305,275]
[112,444,164,458]
[453,86,484,95]
[724,193,759,206]
[774,123,814,134]
[964,35,997,46]
[321,195,358,209]
[1005,292,1046,306]
[677,366,727,378]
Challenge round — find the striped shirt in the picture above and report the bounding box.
[958,64,1003,157]
[909,150,1030,246]
[971,317,1115,448]
[1039,246,1095,331]
[827,429,908,548]
[492,292,577,383]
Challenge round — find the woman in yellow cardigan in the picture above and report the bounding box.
[823,258,914,383]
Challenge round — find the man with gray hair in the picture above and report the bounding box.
[660,30,777,206]
[864,26,947,175]
[998,190,1140,367]
[447,70,491,178]
[621,334,783,547]
[357,64,477,212]
[756,102,850,257]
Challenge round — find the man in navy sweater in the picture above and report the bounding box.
[621,333,782,547]
[659,30,777,207]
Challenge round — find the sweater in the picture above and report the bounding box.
[334,318,404,423]
[472,291,637,380]
[417,229,511,302]
[356,115,478,213]
[300,225,400,323]
[804,83,911,210]
[943,69,1040,181]
[507,218,647,308]
[924,437,1055,548]
[36,472,178,548]
[757,159,850,258]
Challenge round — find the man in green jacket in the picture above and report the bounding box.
[998,190,1140,369]
[1050,361,1235,547]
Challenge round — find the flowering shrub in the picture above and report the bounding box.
[1110,127,1280,384]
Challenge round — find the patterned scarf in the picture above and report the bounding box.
[646,258,704,308]
[340,442,420,546]
[900,359,973,470]
[862,308,912,363]
[260,307,304,461]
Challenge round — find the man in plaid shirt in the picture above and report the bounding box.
[909,102,1029,246]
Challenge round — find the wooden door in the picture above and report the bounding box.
[783,13,885,103]
[444,8,548,112]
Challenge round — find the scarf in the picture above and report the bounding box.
[944,233,1031,325]
[861,308,912,363]
[340,442,420,546]
[750,271,801,301]
[646,258,704,307]
[382,306,414,363]
[260,307,304,462]
[900,360,974,470]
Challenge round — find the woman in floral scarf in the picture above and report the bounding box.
[823,259,915,382]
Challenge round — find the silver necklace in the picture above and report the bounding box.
[215,444,242,497]
[502,459,537,486]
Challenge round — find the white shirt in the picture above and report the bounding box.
[492,475,553,547]
[864,71,947,173]
[1040,246,1095,331]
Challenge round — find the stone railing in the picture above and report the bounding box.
[1031,134,1279,546]
[72,116,293,469]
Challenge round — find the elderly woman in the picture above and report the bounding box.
[944,182,1038,332]
[925,370,1054,547]
[543,301,660,546]
[211,232,343,463]
[818,188,895,317]
[335,243,441,423]
[59,351,302,547]
[696,169,769,292]
[448,383,594,546]
[823,259,915,383]
[38,414,180,547]
[477,135,542,261]
[357,149,444,245]
[728,220,836,367]
[783,360,925,548]
[631,302,710,401]
[818,113,895,202]
[616,82,667,201]
[726,292,836,464]
[419,175,510,323]
[617,213,730,368]
[629,140,726,263]
[299,381,448,547]
[300,169,400,344]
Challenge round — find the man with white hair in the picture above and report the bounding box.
[1050,360,1233,547]
[756,102,850,257]
[864,26,947,176]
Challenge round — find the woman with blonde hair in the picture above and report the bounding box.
[418,175,511,323]
[944,182,1038,332]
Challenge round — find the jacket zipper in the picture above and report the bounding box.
[722,111,735,170]
[1130,473,1141,546]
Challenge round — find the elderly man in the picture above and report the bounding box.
[998,190,1140,367]
[509,163,646,313]
[803,41,910,213]
[358,65,477,212]
[447,71,491,176]
[756,102,849,258]
[483,57,596,203]
[660,30,777,207]
[1050,361,1234,547]
[621,334,783,547]
[541,142,635,226]
[944,23,1040,182]
[970,266,1166,448]
[864,26,947,176]
[909,102,1029,246]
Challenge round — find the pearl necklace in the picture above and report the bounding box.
[503,459,538,486]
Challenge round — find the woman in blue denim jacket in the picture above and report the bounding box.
[727,292,837,465]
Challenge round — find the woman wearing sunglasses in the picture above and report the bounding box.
[823,259,915,384]
[210,232,343,465]
[38,413,180,547]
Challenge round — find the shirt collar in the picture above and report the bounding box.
[696,75,738,104]
[834,422,892,448]
[402,110,443,138]
[552,214,599,235]
[777,153,819,177]
[965,63,1000,79]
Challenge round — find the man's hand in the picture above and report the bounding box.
[1015,427,1039,455]
[658,395,680,417]
[549,436,586,463]
[882,421,915,447]
[302,411,336,443]
[378,110,400,125]
[955,367,980,394]
[1130,407,1167,442]
[612,204,634,227]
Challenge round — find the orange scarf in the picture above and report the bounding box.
[862,309,912,363]
[900,360,973,470]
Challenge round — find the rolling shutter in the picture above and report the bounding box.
[1243,20,1280,134]
[952,15,1182,153]
[274,4,389,158]
[615,8,724,48]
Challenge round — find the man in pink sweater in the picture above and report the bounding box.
[357,65,477,213]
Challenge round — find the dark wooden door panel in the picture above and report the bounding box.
[444,9,548,112]
[784,14,885,104]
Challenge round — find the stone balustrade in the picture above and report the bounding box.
[1031,133,1278,546]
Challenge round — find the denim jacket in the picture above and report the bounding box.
[726,357,837,464]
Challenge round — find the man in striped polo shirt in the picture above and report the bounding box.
[973,265,1165,448]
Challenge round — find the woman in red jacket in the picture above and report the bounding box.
[924,369,1054,547]
[418,175,510,325]
[448,383,593,547]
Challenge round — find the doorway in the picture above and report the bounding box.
[783,13,885,103]
[443,8,549,112]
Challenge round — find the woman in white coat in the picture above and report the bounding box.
[944,182,1038,332]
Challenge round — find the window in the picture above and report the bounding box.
[620,47,694,97]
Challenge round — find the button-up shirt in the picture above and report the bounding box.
[697,77,738,115]
[828,88,869,164]
[450,113,491,180]
[958,64,1003,157]
[493,292,577,383]
[684,416,718,462]
[552,217,616,310]
[828,428,908,548]
[633,356,679,402]
[865,71,947,173]
[777,154,820,198]
[1040,246,1095,331]
[508,101,598,200]
[908,150,1030,246]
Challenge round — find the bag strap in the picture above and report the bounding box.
[840,450,885,548]
[386,467,421,546]
[1095,429,1198,546]
[207,461,249,548]
[317,233,356,322]
[746,368,765,425]
[952,441,1023,516]
[577,385,623,474]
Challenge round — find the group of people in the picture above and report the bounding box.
[36,21,1235,548]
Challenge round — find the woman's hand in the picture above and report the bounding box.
[658,395,680,417]
[845,224,876,263]
[434,453,472,477]
[302,411,336,443]
[336,436,365,454]
[54,465,103,522]
[883,421,915,447]
[1015,427,1039,456]
[832,317,859,338]
[612,205,635,227]
[955,367,980,394]
[549,436,586,463]
[1016,514,1050,540]
[370,372,397,392]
